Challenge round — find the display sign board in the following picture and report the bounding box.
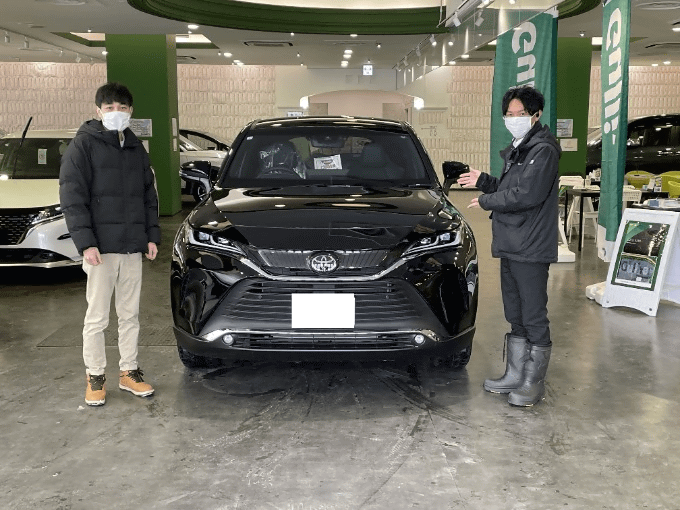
[602,208,680,316]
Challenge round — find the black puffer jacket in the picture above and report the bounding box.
[59,119,161,255]
[475,121,561,263]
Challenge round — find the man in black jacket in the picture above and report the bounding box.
[458,86,561,407]
[60,82,161,406]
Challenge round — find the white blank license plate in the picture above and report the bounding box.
[291,293,355,329]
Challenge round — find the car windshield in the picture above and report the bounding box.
[0,137,71,179]
[221,126,432,187]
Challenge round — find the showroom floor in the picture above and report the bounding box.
[1,190,679,510]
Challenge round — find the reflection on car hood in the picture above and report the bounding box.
[0,179,59,209]
[189,185,460,250]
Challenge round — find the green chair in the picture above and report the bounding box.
[668,179,680,199]
[660,171,680,192]
[624,171,654,190]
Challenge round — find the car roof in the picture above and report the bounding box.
[248,116,409,132]
[2,129,78,139]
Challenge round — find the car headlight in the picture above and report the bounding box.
[31,205,63,225]
[402,230,461,257]
[187,225,246,258]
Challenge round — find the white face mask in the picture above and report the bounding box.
[504,115,533,139]
[100,110,131,132]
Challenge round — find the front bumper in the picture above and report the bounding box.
[0,217,81,267]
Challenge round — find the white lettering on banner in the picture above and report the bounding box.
[512,22,537,86]
[603,5,623,143]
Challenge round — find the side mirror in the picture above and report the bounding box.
[442,161,469,193]
[180,160,211,180]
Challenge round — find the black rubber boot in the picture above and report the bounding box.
[508,344,551,407]
[483,334,529,394]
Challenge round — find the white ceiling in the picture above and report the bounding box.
[0,0,678,69]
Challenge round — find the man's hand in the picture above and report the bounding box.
[467,197,480,209]
[457,167,481,188]
[146,242,158,261]
[83,246,102,266]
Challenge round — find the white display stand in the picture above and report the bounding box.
[594,208,680,316]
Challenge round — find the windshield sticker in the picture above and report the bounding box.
[38,149,47,165]
[314,155,342,170]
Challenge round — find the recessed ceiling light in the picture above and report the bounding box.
[673,27,680,32]
[188,24,199,30]
[461,54,470,59]
[448,40,453,46]
[652,63,659,66]
[224,52,232,58]
[376,43,381,49]
[102,50,107,55]
[290,32,295,37]
[663,60,671,64]
[341,61,348,67]
[350,34,358,38]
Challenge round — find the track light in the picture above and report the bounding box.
[415,46,421,57]
[376,42,381,49]
[4,32,9,44]
[23,37,29,49]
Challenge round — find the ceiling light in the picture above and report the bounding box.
[345,49,353,54]
[376,43,381,49]
[579,31,586,37]
[416,46,421,57]
[23,37,29,49]
[664,60,671,65]
[224,52,232,58]
[448,40,454,46]
[297,52,301,57]
[430,34,437,47]
[102,50,107,55]
[449,60,457,65]
[4,32,9,44]
[461,54,470,59]
[75,53,81,63]
[509,0,516,4]
[341,61,348,67]
[188,24,199,30]
[300,62,304,66]
[291,32,295,37]
[350,34,358,38]
[652,63,659,67]
[87,28,92,33]
[218,51,222,56]
[592,37,602,45]
[673,27,680,32]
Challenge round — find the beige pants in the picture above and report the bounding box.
[82,253,143,375]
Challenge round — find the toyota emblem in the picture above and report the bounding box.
[309,252,339,273]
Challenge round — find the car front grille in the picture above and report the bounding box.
[230,331,417,350]
[0,211,38,245]
[220,279,421,325]
[254,248,388,276]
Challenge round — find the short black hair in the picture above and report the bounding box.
[501,86,544,116]
[95,82,133,107]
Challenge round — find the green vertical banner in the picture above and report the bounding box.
[490,10,558,177]
[598,0,631,261]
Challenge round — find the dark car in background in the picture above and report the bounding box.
[178,129,230,202]
[171,116,478,371]
[586,114,680,174]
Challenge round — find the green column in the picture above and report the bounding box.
[105,34,181,216]
[555,37,592,177]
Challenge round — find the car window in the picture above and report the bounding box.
[641,122,679,147]
[0,137,70,179]
[178,136,202,152]
[181,131,227,151]
[222,127,431,187]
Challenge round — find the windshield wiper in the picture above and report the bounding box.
[11,116,32,179]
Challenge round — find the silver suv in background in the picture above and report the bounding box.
[0,129,81,267]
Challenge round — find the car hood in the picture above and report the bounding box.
[189,185,461,250]
[0,179,59,209]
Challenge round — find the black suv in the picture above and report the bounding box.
[586,114,680,174]
[171,117,478,370]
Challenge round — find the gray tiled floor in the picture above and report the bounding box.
[1,191,678,509]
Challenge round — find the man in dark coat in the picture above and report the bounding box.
[60,82,161,406]
[458,86,561,407]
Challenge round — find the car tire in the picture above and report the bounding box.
[192,183,207,203]
[177,346,223,369]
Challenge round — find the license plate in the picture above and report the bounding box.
[291,293,355,329]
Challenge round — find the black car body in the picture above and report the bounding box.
[171,117,478,369]
[586,114,680,174]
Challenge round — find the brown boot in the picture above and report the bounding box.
[119,369,154,397]
[85,374,106,406]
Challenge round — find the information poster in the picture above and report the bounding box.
[611,221,670,290]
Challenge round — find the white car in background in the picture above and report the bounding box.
[178,129,230,202]
[0,128,81,267]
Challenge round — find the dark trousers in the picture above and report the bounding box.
[500,258,551,346]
